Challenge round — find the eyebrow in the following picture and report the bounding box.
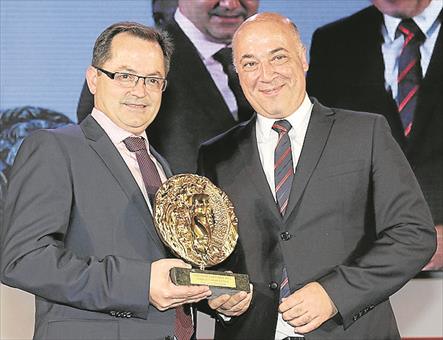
[115,66,164,77]
[239,47,290,62]
[239,54,256,62]
[269,47,289,55]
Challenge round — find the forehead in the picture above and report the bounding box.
[106,33,165,70]
[234,20,299,57]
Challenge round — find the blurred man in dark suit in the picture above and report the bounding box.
[78,0,259,173]
[307,0,443,269]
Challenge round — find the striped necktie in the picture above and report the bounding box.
[272,120,294,299]
[396,18,425,137]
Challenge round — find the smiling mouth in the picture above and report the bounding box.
[124,103,148,109]
[259,84,285,96]
[211,15,244,23]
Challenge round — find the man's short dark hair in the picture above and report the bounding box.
[92,21,174,74]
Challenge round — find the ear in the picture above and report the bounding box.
[85,66,98,95]
[300,45,309,72]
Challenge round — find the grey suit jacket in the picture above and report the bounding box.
[1,115,176,340]
[198,99,436,339]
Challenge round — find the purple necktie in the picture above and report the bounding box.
[123,136,162,205]
[272,120,294,300]
[123,136,193,340]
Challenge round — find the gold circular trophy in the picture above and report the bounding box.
[154,174,250,296]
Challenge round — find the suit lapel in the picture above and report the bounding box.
[238,116,282,222]
[151,145,173,178]
[356,7,406,146]
[80,116,164,250]
[284,100,335,222]
[408,14,443,147]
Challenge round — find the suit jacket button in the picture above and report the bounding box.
[269,281,279,290]
[280,231,292,241]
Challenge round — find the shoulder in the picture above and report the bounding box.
[312,6,380,39]
[19,124,83,155]
[312,98,387,130]
[326,105,391,140]
[200,117,254,152]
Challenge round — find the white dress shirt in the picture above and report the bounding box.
[91,108,167,212]
[174,9,239,120]
[381,0,442,98]
[256,94,313,339]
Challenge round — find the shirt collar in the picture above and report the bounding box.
[256,93,313,141]
[91,108,150,150]
[383,0,443,41]
[174,8,227,61]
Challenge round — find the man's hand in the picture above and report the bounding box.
[423,225,443,270]
[149,259,211,311]
[279,282,337,334]
[208,284,253,317]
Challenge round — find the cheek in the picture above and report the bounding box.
[240,73,259,93]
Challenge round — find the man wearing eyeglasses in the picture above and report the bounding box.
[0,22,251,340]
[78,0,259,174]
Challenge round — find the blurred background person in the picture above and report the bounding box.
[307,0,442,270]
[77,0,259,174]
[152,0,178,28]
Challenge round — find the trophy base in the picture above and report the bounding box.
[170,267,250,298]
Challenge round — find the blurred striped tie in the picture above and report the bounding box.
[396,18,425,137]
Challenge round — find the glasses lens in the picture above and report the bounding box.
[144,77,164,91]
[114,73,137,87]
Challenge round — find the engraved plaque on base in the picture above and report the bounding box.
[153,174,250,297]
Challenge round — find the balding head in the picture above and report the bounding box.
[233,13,302,57]
[232,12,308,119]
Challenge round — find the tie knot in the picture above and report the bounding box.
[396,19,425,42]
[213,47,233,69]
[272,120,292,135]
[123,136,146,152]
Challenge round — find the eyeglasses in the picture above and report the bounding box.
[94,66,167,92]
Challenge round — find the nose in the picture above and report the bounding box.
[259,61,276,82]
[219,0,241,10]
[130,78,148,97]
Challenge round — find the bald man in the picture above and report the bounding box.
[198,13,436,340]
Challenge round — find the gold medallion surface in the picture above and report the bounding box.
[154,174,238,268]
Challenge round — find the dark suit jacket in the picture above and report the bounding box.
[1,115,177,340]
[198,100,436,340]
[306,5,443,224]
[77,19,253,174]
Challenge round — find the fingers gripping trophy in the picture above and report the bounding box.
[154,174,250,297]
